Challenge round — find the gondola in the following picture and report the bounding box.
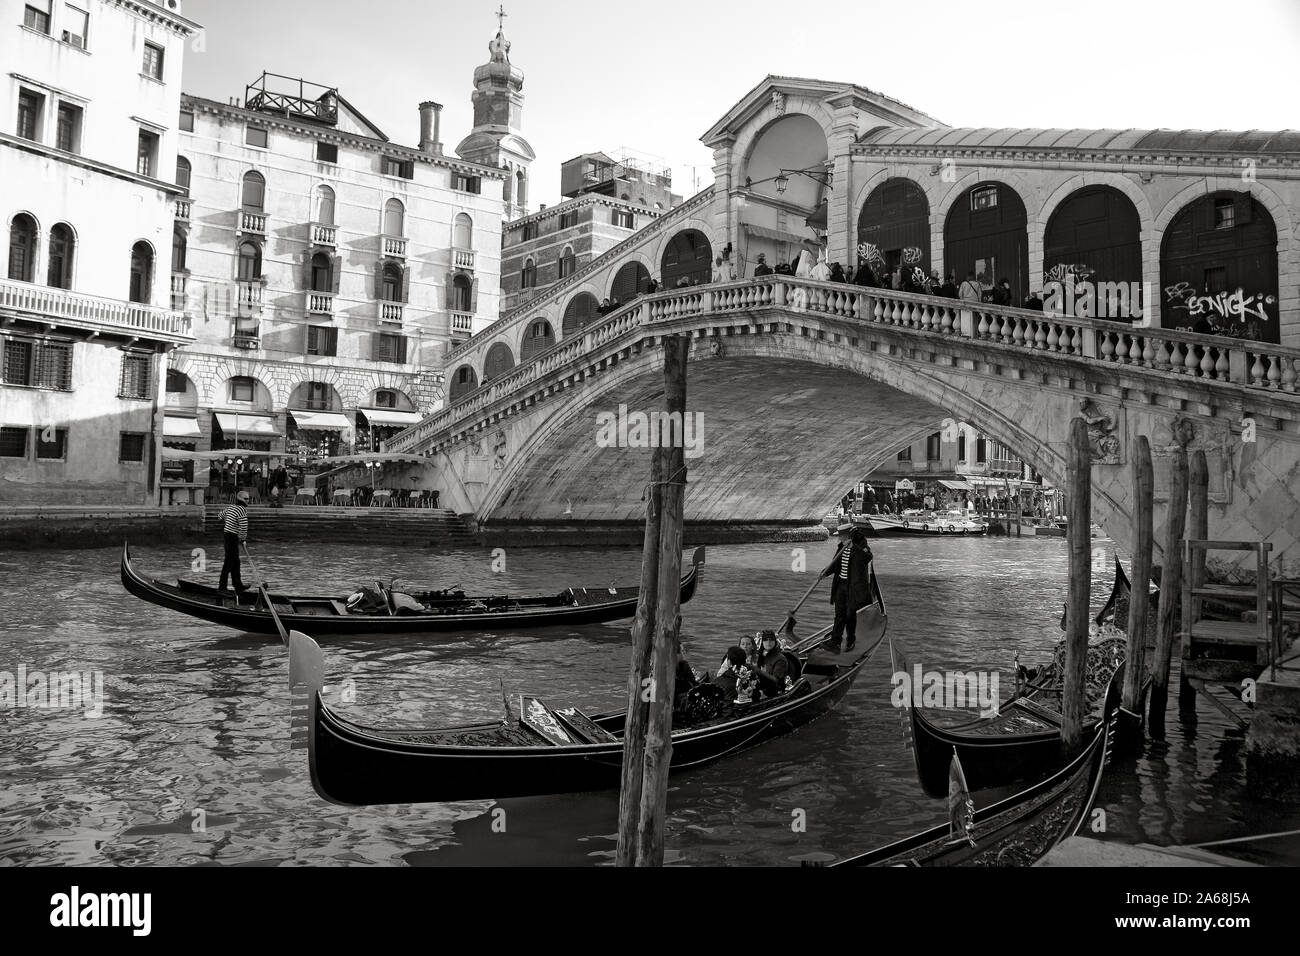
[831,677,1114,866]
[287,579,889,805]
[856,511,987,536]
[120,542,705,637]
[895,557,1148,798]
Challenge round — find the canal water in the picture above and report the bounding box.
[1,535,1297,866]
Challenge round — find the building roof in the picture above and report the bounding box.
[855,126,1300,155]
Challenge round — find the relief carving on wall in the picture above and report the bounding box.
[492,429,508,471]
[771,90,786,114]
[1078,398,1121,465]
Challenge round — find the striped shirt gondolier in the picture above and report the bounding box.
[839,544,851,579]
[221,504,249,541]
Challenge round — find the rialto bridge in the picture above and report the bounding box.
[388,77,1300,577]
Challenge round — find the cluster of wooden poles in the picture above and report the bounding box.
[1060,417,1208,749]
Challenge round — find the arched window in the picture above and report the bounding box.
[129,241,153,304]
[520,319,555,361]
[171,228,186,274]
[47,223,74,289]
[310,252,331,292]
[241,171,265,210]
[453,213,472,249]
[521,257,536,289]
[515,170,526,208]
[451,274,472,312]
[383,198,405,236]
[315,185,335,226]
[176,156,191,191]
[381,262,402,301]
[237,241,261,281]
[558,246,576,279]
[7,213,38,282]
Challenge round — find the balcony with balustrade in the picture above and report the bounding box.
[238,211,268,238]
[380,302,404,328]
[450,311,473,337]
[453,248,475,271]
[171,274,188,311]
[175,199,191,222]
[310,223,336,247]
[236,280,264,316]
[382,235,407,260]
[306,292,334,316]
[0,276,192,344]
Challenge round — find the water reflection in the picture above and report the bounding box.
[0,537,1294,865]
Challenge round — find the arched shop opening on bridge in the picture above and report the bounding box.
[520,318,555,360]
[737,112,831,272]
[562,291,600,335]
[610,260,652,303]
[944,182,1029,306]
[1159,191,1280,343]
[1043,185,1143,322]
[483,341,515,383]
[857,177,930,286]
[660,229,712,289]
[449,364,479,401]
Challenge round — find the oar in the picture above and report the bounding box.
[778,574,825,636]
[242,541,265,590]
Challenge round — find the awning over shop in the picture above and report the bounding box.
[741,221,811,245]
[357,408,423,427]
[805,200,828,231]
[938,479,972,491]
[214,412,281,437]
[159,448,279,461]
[287,410,351,431]
[163,415,201,438]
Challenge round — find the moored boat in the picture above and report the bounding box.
[121,542,705,637]
[858,509,987,536]
[287,580,889,804]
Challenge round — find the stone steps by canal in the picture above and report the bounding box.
[202,505,478,547]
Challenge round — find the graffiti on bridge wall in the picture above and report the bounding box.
[1163,281,1277,341]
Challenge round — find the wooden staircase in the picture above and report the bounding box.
[1181,540,1275,686]
[203,505,478,547]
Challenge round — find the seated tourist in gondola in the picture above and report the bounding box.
[752,630,791,699]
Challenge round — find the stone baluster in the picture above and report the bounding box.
[890,300,903,325]
[872,298,884,323]
[1248,352,1266,386]
[977,312,989,339]
[1046,324,1060,352]
[1184,342,1201,375]
[1033,321,1047,350]
[940,308,953,334]
[1266,354,1283,389]
[1125,334,1140,365]
[1199,346,1215,377]
[1141,336,1155,368]
[1282,357,1299,393]
[1170,341,1187,372]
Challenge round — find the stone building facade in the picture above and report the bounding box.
[1,0,199,506]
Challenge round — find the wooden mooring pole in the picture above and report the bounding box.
[1121,436,1153,744]
[614,440,664,867]
[1180,450,1209,718]
[1062,418,1092,751]
[615,334,689,867]
[1149,439,1190,737]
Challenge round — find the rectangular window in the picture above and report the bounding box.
[165,369,187,393]
[17,89,42,141]
[119,432,146,463]
[229,377,254,402]
[1213,197,1235,230]
[383,157,414,179]
[245,126,268,148]
[971,185,999,211]
[137,129,158,177]
[926,433,941,461]
[56,102,81,153]
[559,211,578,230]
[976,438,987,464]
[374,332,407,364]
[37,342,72,390]
[142,42,164,81]
[897,447,911,462]
[305,381,329,410]
[306,326,338,357]
[375,390,396,408]
[612,210,634,229]
[558,254,575,278]
[521,222,539,241]
[453,173,480,194]
[36,427,66,460]
[958,434,967,462]
[3,340,34,385]
[1203,266,1227,295]
[316,141,338,163]
[178,109,194,132]
[61,4,87,48]
[0,427,28,458]
[23,3,50,34]
[118,352,151,399]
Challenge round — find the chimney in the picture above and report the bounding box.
[418,101,443,155]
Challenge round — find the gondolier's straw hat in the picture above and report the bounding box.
[836,521,853,533]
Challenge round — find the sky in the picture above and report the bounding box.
[179,0,1300,209]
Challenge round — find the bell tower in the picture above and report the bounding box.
[455,6,536,219]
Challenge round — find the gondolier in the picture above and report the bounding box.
[218,490,251,594]
[821,523,874,654]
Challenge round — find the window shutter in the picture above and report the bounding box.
[374,261,384,300]
[330,254,342,294]
[470,276,479,313]
[1204,197,1218,232]
[371,333,381,362]
[1235,192,1253,225]
[444,271,455,310]
[397,335,407,364]
[302,253,314,292]
[401,265,411,303]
